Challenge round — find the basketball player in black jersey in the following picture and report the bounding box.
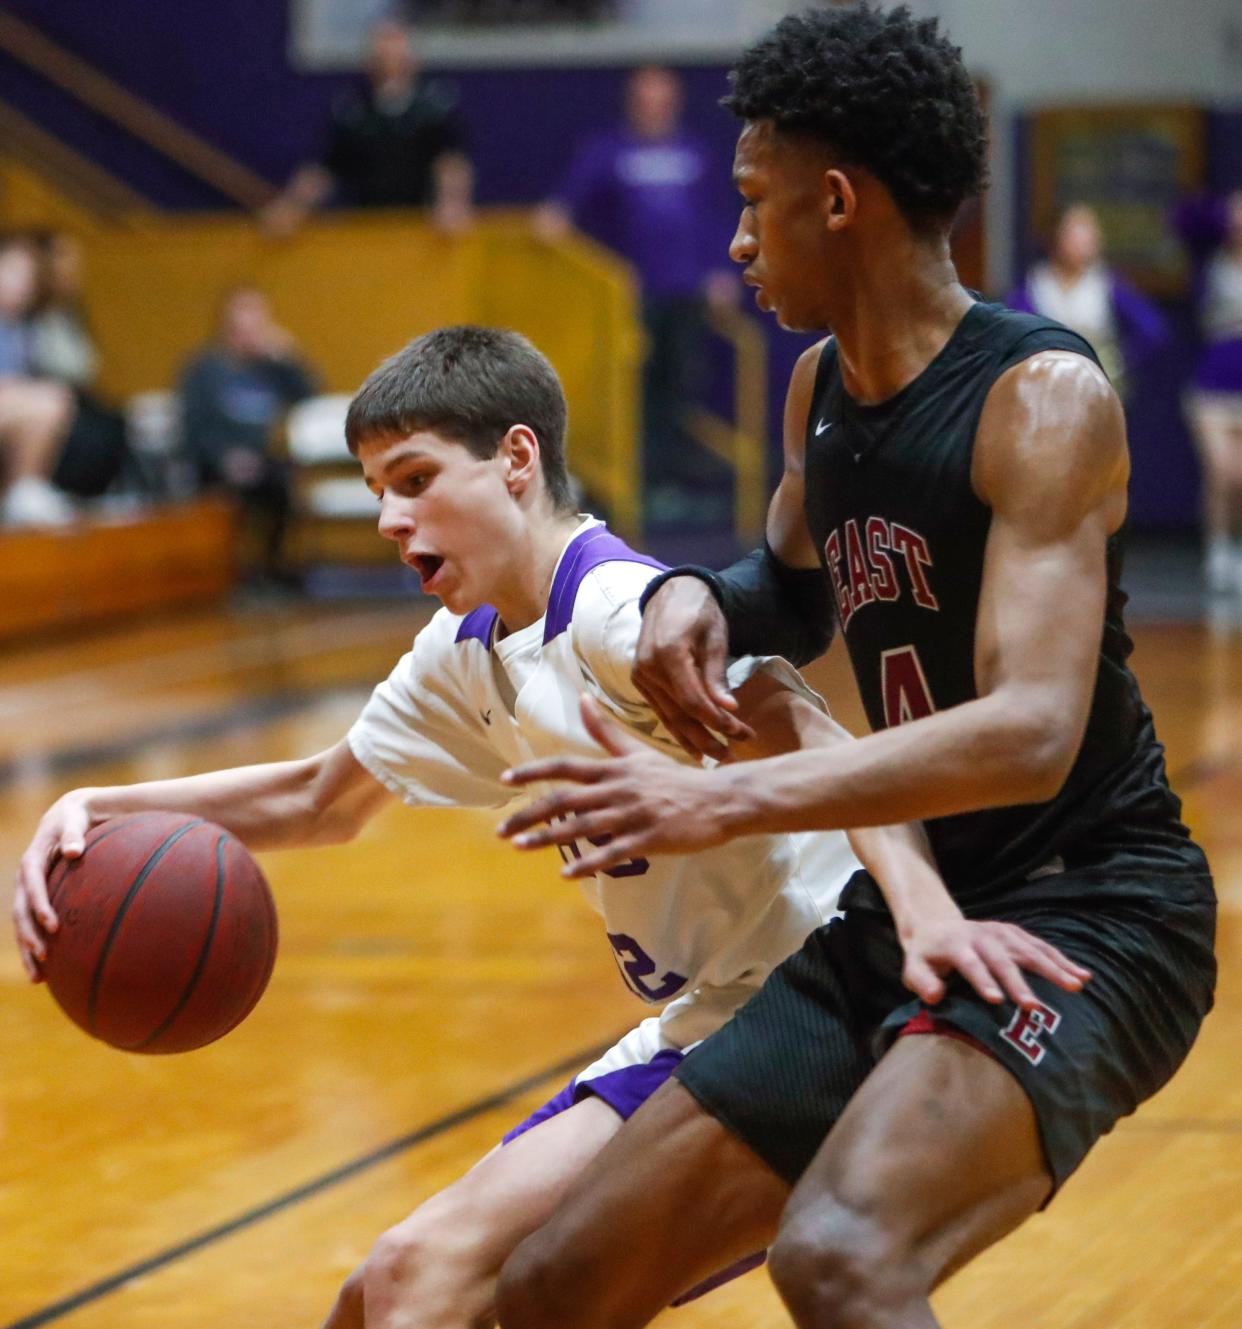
[492,7,1216,1328]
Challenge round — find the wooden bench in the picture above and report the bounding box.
[0,498,236,641]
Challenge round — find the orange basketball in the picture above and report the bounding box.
[42,812,278,1054]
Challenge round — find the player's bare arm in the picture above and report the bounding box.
[503,673,1088,1009]
[12,738,392,979]
[632,340,827,759]
[501,350,1126,840]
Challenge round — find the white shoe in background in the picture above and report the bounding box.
[1205,536,1238,596]
[0,476,77,528]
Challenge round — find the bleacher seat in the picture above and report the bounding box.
[283,393,387,566]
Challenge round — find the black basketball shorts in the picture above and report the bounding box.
[674,874,1216,1195]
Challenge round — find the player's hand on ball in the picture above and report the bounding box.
[631,577,753,762]
[12,791,95,981]
[900,911,1092,1011]
[498,696,734,875]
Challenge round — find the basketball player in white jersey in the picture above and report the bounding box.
[13,327,1081,1328]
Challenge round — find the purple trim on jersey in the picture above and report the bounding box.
[501,1080,578,1144]
[543,526,666,645]
[501,1046,684,1145]
[455,605,498,645]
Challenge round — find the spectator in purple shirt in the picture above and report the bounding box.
[1009,203,1167,403]
[534,66,736,526]
[1173,190,1242,596]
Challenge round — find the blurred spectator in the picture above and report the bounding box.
[27,230,131,503]
[0,234,76,527]
[1010,203,1166,402]
[1174,191,1242,597]
[533,65,737,526]
[179,286,319,583]
[262,19,473,237]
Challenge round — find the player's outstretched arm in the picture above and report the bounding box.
[501,679,1087,1009]
[633,342,829,759]
[12,739,392,980]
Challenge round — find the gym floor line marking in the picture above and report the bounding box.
[0,682,365,791]
[0,1035,620,1329]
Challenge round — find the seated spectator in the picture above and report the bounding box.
[262,19,473,237]
[179,286,318,584]
[1009,202,1166,402]
[27,230,131,502]
[0,234,75,527]
[1174,190,1242,596]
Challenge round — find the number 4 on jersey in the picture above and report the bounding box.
[880,644,936,726]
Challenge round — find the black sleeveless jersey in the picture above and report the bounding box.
[804,299,1207,909]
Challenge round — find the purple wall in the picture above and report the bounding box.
[5,1,1240,530]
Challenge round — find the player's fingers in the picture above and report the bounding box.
[560,834,648,879]
[902,955,946,1005]
[17,846,58,933]
[59,807,90,860]
[579,695,647,757]
[1015,931,1092,985]
[974,936,1038,1009]
[636,677,732,761]
[497,787,612,840]
[500,756,609,790]
[660,650,751,739]
[11,885,48,973]
[1006,935,1089,993]
[949,945,1006,1005]
[512,802,634,855]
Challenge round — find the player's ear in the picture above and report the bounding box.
[501,424,540,497]
[823,168,857,231]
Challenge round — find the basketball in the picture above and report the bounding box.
[42,812,278,1054]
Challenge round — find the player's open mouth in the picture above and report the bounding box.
[407,553,445,589]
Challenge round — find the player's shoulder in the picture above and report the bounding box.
[549,525,664,647]
[971,298,1100,368]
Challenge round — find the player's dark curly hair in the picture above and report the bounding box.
[723,4,987,229]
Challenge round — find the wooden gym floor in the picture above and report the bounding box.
[0,597,1239,1329]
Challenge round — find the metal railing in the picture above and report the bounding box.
[683,305,770,545]
[0,9,276,212]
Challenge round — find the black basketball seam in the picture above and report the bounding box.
[126,832,227,1052]
[86,819,205,1037]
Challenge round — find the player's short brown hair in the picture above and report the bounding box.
[346,325,573,511]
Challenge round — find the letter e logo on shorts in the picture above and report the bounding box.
[999,1002,1062,1066]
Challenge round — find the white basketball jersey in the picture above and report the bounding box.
[348,519,859,1048]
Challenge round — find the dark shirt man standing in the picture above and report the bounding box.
[264,20,473,236]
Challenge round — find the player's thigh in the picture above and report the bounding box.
[497,1077,789,1326]
[387,1094,624,1272]
[775,1033,1049,1293]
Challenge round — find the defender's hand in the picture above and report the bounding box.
[12,792,95,982]
[497,697,733,875]
[632,577,753,761]
[901,912,1091,1011]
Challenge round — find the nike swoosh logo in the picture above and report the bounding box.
[815,418,833,436]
